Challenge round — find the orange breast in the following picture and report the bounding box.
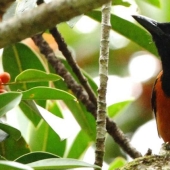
[154,72,170,142]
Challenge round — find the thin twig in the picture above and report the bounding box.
[49,27,97,106]
[31,34,142,159]
[32,34,97,116]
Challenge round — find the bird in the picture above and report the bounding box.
[132,15,170,143]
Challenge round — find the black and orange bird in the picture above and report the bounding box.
[132,15,170,143]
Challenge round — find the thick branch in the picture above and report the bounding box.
[119,155,170,169]
[0,0,15,17]
[0,0,110,48]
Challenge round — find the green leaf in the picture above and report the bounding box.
[35,104,73,140]
[0,92,22,117]
[19,101,41,126]
[67,15,83,28]
[27,158,101,169]
[49,59,96,141]
[112,0,131,7]
[0,123,21,141]
[65,101,96,141]
[0,129,8,143]
[15,152,59,164]
[143,0,160,8]
[51,58,98,95]
[22,87,76,100]
[15,69,62,83]
[2,43,48,92]
[0,136,30,160]
[2,43,48,108]
[47,101,63,119]
[108,157,126,170]
[28,120,66,157]
[87,11,158,56]
[0,161,33,170]
[82,70,98,95]
[67,130,92,158]
[25,101,66,151]
[108,100,133,118]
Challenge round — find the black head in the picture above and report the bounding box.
[132,15,162,35]
[133,15,170,96]
[132,15,170,65]
[132,15,170,37]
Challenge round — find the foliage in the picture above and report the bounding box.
[0,0,166,169]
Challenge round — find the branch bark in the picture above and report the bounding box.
[49,27,97,106]
[32,33,142,159]
[0,0,15,18]
[0,0,110,48]
[95,2,111,168]
[119,154,170,170]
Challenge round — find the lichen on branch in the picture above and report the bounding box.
[0,0,111,48]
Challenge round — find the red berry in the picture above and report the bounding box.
[0,72,11,84]
[0,89,6,93]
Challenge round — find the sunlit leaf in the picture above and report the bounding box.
[15,69,62,83]
[28,119,66,157]
[87,11,158,56]
[36,104,74,140]
[0,92,22,117]
[108,100,133,118]
[0,161,33,170]
[27,102,67,156]
[143,0,160,8]
[22,87,76,100]
[67,130,92,158]
[27,158,101,169]
[67,15,83,28]
[47,101,63,118]
[51,60,96,141]
[112,0,131,7]
[108,157,126,170]
[65,101,96,141]
[15,152,59,164]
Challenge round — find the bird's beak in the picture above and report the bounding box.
[132,15,163,36]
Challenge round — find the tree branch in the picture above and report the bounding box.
[95,2,111,168]
[49,27,97,106]
[0,0,110,48]
[118,154,170,170]
[31,33,142,159]
[0,0,15,18]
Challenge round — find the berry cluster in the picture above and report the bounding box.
[0,72,10,93]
